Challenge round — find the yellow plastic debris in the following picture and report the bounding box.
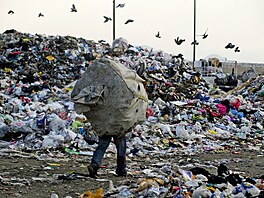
[79,188,103,198]
[23,38,30,42]
[4,68,11,73]
[46,55,55,61]
[47,163,60,167]
[208,129,217,135]
[206,186,216,192]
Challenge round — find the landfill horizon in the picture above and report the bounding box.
[0,29,264,198]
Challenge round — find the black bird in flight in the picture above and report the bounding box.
[71,4,77,12]
[103,16,112,23]
[174,37,185,45]
[38,13,44,17]
[234,47,240,53]
[8,10,14,15]
[225,42,235,49]
[155,31,161,38]
[124,19,134,24]
[191,40,199,45]
[116,3,125,8]
[199,28,208,39]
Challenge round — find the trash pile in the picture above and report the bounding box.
[0,30,263,197]
[101,164,264,198]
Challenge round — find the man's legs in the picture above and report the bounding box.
[88,135,112,177]
[113,135,127,176]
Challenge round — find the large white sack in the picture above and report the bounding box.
[71,58,148,136]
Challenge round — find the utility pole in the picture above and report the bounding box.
[193,0,196,66]
[113,0,116,40]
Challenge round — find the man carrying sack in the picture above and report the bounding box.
[71,38,148,177]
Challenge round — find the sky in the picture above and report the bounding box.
[1,0,264,63]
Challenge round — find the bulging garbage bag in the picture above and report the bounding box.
[71,58,148,136]
[0,122,11,140]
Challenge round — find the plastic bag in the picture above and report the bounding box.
[83,130,98,145]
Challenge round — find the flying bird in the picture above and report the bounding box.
[234,46,240,53]
[103,16,112,23]
[8,10,14,15]
[199,28,208,39]
[71,4,77,12]
[124,19,134,24]
[155,31,161,38]
[174,37,185,45]
[191,40,199,45]
[116,3,125,8]
[225,42,235,49]
[38,13,44,17]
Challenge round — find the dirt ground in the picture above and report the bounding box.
[0,149,263,198]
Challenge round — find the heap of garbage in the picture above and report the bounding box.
[0,30,263,197]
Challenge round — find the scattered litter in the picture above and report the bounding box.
[0,30,263,197]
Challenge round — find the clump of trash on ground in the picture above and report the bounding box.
[0,29,263,197]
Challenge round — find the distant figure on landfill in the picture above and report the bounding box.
[111,37,129,57]
[111,37,146,77]
[71,37,148,178]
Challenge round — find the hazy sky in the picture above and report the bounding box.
[1,0,264,63]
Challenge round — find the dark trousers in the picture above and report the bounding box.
[91,135,126,174]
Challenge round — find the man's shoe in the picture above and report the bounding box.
[87,165,97,178]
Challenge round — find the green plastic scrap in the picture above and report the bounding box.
[64,147,79,155]
[71,120,83,131]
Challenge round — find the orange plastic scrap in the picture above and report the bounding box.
[79,188,103,198]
